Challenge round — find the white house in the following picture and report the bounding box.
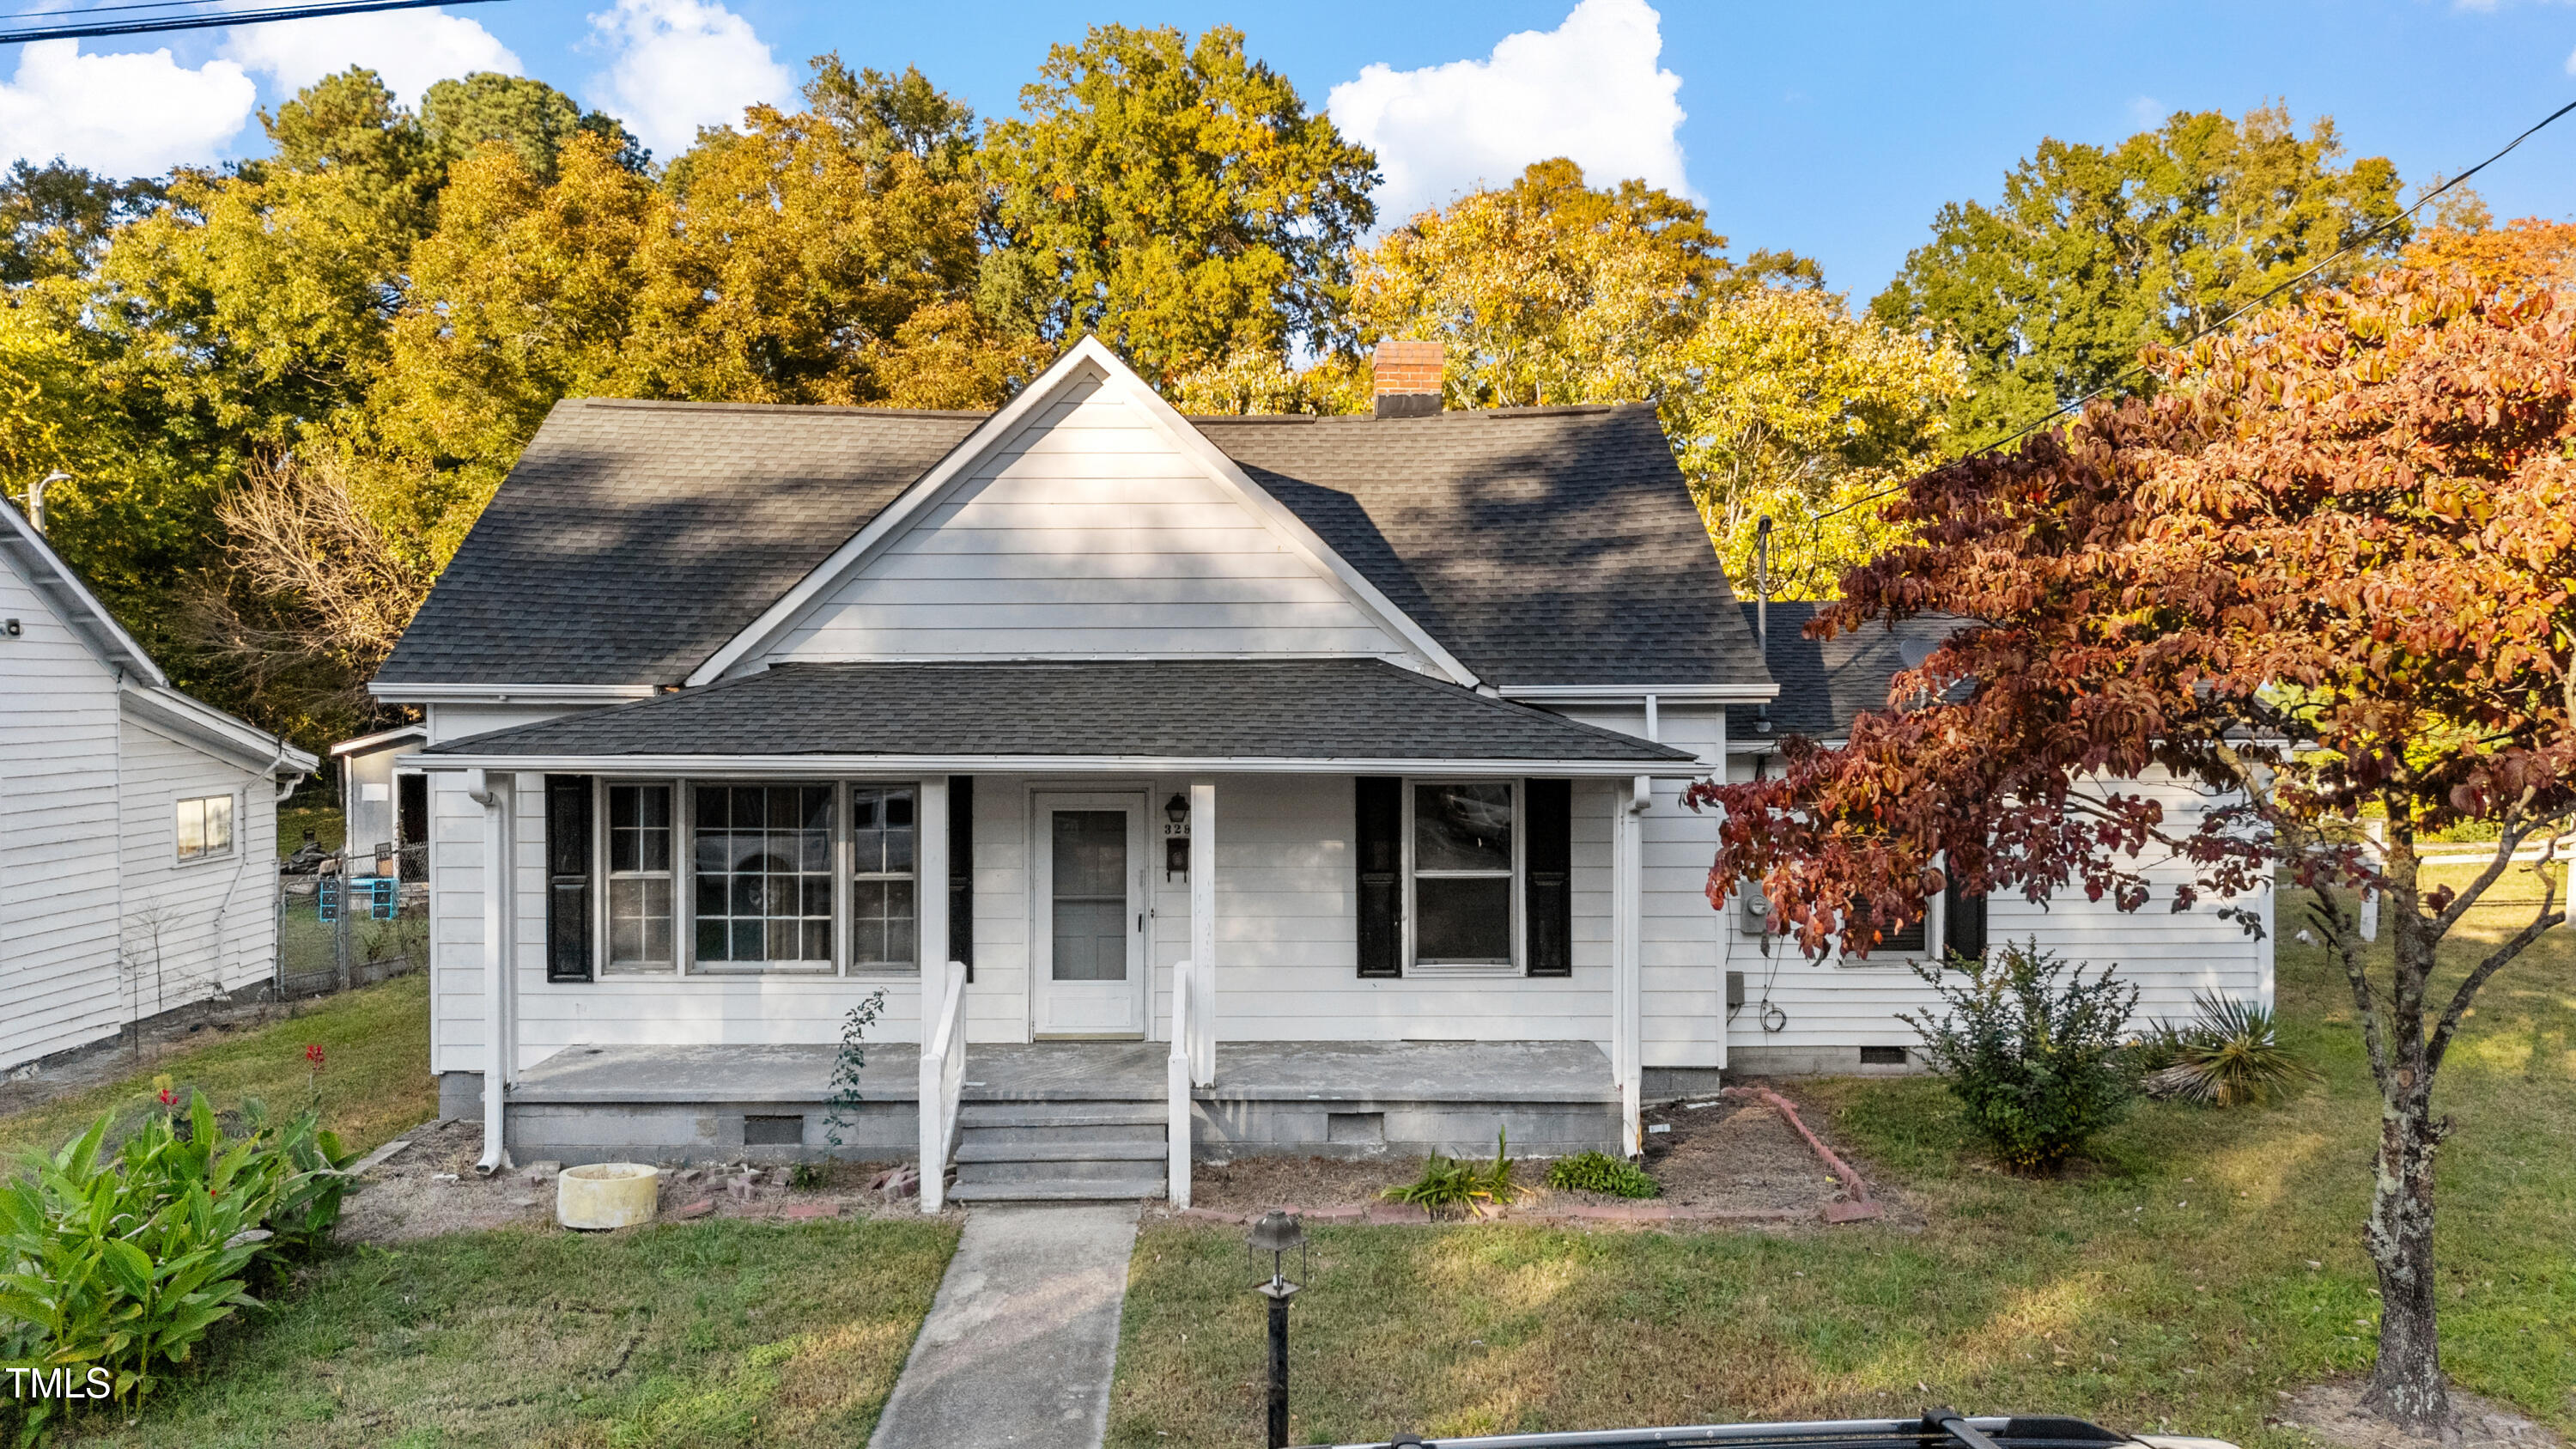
[374,338,2270,1205]
[0,500,318,1075]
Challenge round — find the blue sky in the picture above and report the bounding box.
[3,0,2573,301]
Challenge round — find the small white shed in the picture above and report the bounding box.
[0,500,318,1073]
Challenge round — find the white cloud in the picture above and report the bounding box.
[1328,0,1691,227]
[0,40,258,175]
[220,8,521,106]
[2566,41,2576,72]
[2128,95,2167,128]
[585,0,790,158]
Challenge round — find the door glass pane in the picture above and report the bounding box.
[1415,782,1512,871]
[1417,876,1514,962]
[1051,810,1127,982]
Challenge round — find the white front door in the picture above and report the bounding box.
[1031,793,1149,1038]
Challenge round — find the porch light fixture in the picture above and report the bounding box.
[1164,793,1191,881]
[1247,1209,1306,1449]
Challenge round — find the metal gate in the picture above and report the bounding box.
[274,843,428,999]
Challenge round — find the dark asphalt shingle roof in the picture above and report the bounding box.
[380,397,1769,691]
[1725,602,1969,746]
[422,660,1699,764]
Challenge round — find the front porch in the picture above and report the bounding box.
[503,1038,1621,1188]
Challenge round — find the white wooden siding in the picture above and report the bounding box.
[761,378,1426,667]
[1713,760,2275,1055]
[1548,704,1729,1069]
[116,716,279,1017]
[0,550,122,1069]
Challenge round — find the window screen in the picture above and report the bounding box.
[693,784,833,966]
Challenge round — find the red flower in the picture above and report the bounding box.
[304,1044,326,1068]
[156,1087,178,1107]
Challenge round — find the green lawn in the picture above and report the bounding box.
[0,973,436,1164]
[1109,868,2576,1447]
[279,800,345,855]
[57,1217,959,1447]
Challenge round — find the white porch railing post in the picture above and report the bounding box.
[919,963,966,1213]
[1167,964,1193,1209]
[1188,778,1216,1087]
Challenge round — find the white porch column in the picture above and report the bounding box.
[467,770,514,1173]
[919,776,951,1003]
[1189,777,1215,1057]
[1613,780,1646,1156]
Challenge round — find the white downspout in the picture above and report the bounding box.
[466,769,513,1173]
[1616,693,1655,1156]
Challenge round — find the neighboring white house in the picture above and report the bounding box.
[0,499,319,1075]
[331,724,428,880]
[373,337,2272,1202]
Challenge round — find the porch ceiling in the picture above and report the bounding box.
[414,659,1702,775]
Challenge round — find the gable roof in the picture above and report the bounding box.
[416,659,1701,772]
[379,352,1771,694]
[1725,601,1968,747]
[3,499,316,776]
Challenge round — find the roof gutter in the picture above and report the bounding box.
[1496,683,1777,703]
[368,683,663,704]
[397,752,1707,777]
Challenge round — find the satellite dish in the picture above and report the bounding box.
[1897,639,1938,670]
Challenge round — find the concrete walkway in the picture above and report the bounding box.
[870,1202,1141,1449]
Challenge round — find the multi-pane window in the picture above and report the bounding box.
[605,783,674,970]
[1412,781,1515,965]
[849,785,917,969]
[175,794,234,861]
[693,784,834,968]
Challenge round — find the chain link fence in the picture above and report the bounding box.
[274,843,428,1000]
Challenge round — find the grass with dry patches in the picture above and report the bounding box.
[1110,869,2576,1446]
[0,972,435,1163]
[56,1216,958,1447]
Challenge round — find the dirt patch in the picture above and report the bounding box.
[336,1118,952,1245]
[1169,1088,1886,1227]
[2281,1379,2564,1449]
[1639,1096,1850,1215]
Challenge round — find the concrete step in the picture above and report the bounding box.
[957,1104,1163,1130]
[948,1178,1166,1203]
[956,1157,1166,1185]
[956,1137,1165,1164]
[960,1122,1166,1151]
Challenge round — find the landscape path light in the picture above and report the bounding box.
[1247,1209,1307,1449]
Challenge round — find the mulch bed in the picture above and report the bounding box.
[1163,1084,1893,1230]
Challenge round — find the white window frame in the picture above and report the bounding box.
[581,776,932,979]
[173,792,236,865]
[596,778,678,976]
[846,782,922,977]
[1402,776,1522,977]
[1840,888,1941,970]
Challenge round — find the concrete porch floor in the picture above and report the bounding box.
[502,1039,1622,1165]
[510,1038,1616,1105]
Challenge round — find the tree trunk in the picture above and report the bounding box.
[2360,1056,2450,1428]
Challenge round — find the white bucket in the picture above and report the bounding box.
[556,1162,659,1230]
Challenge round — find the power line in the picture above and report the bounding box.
[1807,94,2576,526]
[0,0,502,46]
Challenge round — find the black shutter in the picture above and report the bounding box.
[545,775,593,983]
[1524,778,1572,976]
[948,775,974,983]
[1942,872,1988,966]
[1355,776,1402,977]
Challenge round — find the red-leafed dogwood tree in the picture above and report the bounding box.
[1686,263,2575,1431]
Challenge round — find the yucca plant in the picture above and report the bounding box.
[2146,992,2319,1106]
[1382,1128,1523,1213]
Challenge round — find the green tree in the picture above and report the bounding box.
[977,24,1377,380]
[0,160,161,288]
[1349,159,1961,594]
[421,71,646,180]
[805,55,976,176]
[1870,103,2406,447]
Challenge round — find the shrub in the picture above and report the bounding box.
[1382,1129,1522,1213]
[1902,938,2138,1173]
[2142,991,2319,1106]
[0,1092,357,1440]
[1544,1150,1659,1198]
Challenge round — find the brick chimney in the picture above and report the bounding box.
[1372,339,1444,418]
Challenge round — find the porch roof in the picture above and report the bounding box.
[413,659,1703,775]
